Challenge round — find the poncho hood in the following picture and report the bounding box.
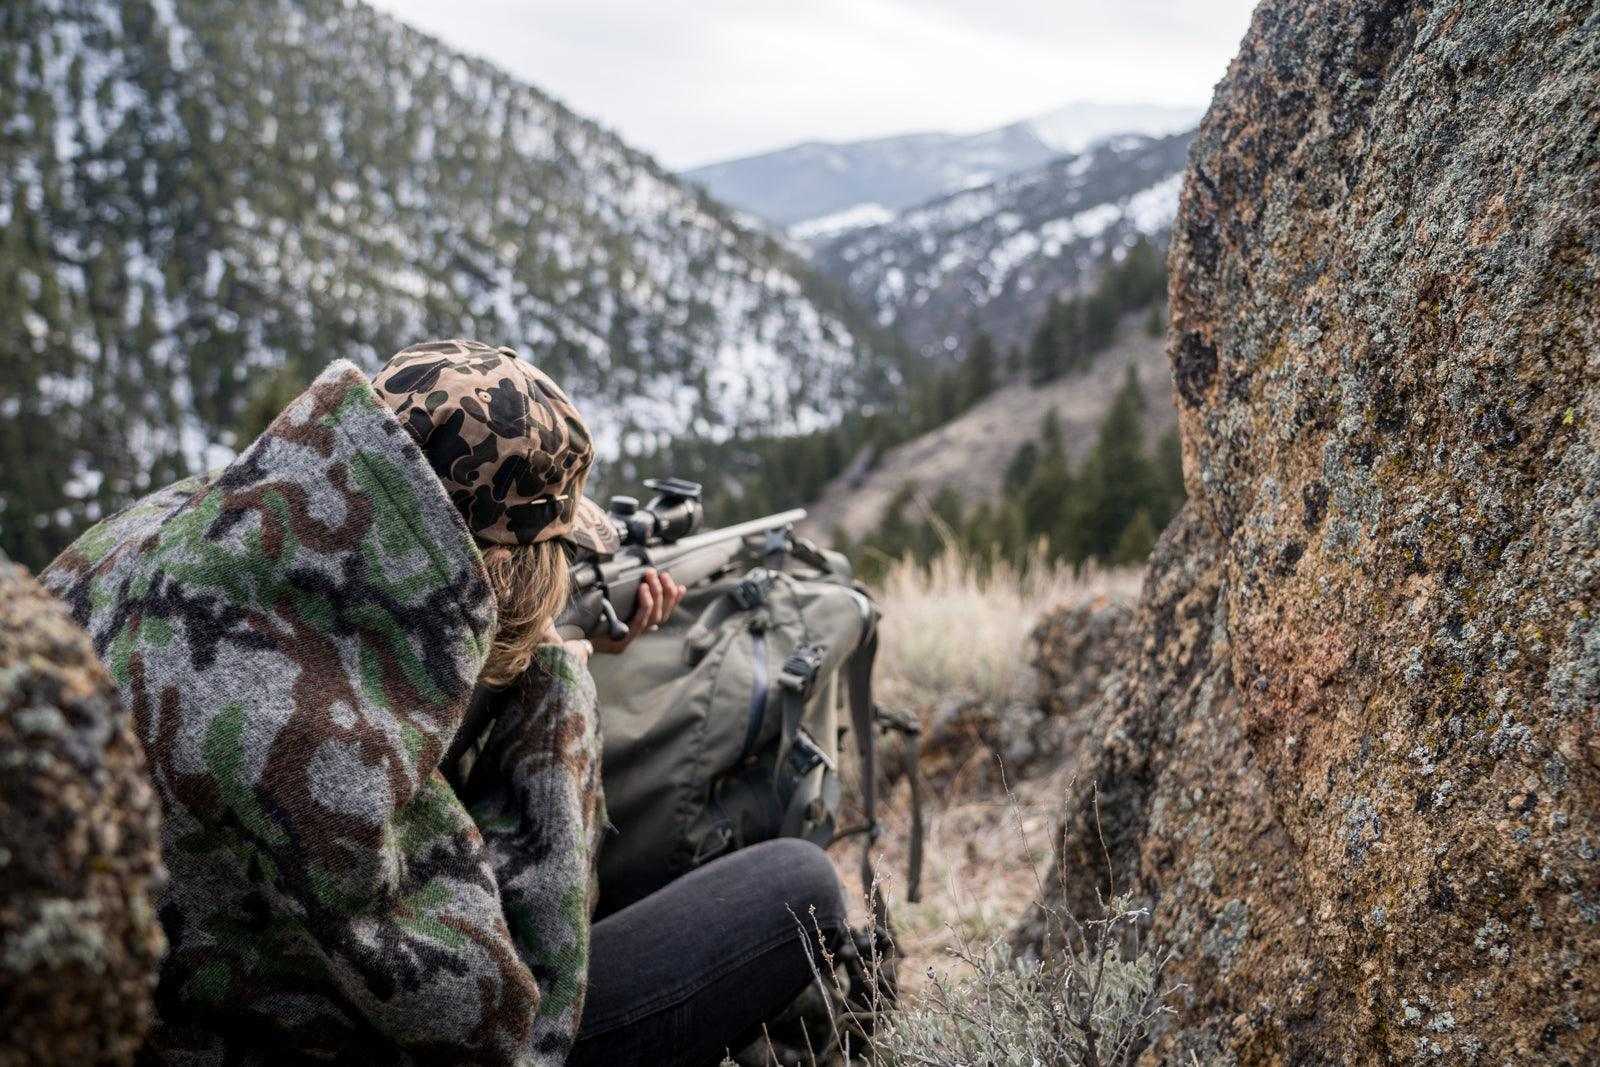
[44,359,497,896]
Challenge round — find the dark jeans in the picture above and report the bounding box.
[568,838,849,1067]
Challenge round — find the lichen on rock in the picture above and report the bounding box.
[1021,0,1600,1061]
[0,557,165,1066]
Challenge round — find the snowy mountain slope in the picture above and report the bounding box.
[0,0,902,566]
[683,102,1200,233]
[809,132,1194,357]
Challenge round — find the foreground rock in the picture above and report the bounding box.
[1023,0,1600,1061]
[0,558,164,1065]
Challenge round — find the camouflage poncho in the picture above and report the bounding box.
[42,361,603,1065]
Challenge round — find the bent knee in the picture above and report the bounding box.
[746,838,848,931]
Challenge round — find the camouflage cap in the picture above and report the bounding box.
[372,340,620,553]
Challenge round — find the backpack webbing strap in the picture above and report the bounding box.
[875,705,925,904]
[834,622,927,906]
[846,626,881,903]
[773,644,832,844]
[903,726,925,903]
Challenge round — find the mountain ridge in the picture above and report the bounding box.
[684,101,1200,231]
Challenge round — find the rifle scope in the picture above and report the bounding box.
[607,477,704,547]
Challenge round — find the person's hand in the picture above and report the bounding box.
[593,568,686,655]
[539,621,593,666]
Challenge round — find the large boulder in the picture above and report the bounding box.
[1024,0,1600,1062]
[0,559,165,1065]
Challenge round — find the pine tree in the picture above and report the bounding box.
[1110,237,1166,311]
[1054,297,1086,375]
[874,482,922,563]
[1081,289,1120,355]
[993,499,1029,568]
[926,484,966,560]
[1069,366,1153,563]
[1112,508,1158,564]
[1039,408,1065,457]
[1006,344,1025,381]
[964,330,997,404]
[1022,412,1073,560]
[1145,300,1166,338]
[962,500,994,561]
[1028,298,1062,383]
[1003,440,1039,493]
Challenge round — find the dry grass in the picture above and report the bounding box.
[832,540,1143,999]
[870,541,1142,717]
[870,885,1174,1067]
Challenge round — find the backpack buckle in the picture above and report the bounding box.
[732,567,775,610]
[875,703,922,736]
[779,644,826,697]
[788,729,835,777]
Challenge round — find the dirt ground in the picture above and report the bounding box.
[829,761,1075,1000]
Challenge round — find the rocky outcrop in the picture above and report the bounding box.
[1031,598,1135,745]
[1024,0,1600,1062]
[910,598,1133,790]
[0,559,164,1065]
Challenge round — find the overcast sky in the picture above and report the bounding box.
[368,1,1259,170]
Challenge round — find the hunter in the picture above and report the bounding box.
[42,340,848,1066]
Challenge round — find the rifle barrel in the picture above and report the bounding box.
[657,508,806,556]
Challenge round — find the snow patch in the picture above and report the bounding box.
[789,202,896,242]
[1124,173,1185,232]
[1027,101,1203,154]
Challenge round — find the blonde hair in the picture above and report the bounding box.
[478,539,571,688]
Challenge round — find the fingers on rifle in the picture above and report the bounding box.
[656,571,680,627]
[633,574,656,628]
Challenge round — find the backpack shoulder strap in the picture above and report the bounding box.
[840,606,925,906]
[845,624,881,902]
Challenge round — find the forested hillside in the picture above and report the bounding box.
[617,241,1182,576]
[0,0,901,567]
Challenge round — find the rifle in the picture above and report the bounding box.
[559,478,805,641]
[442,478,806,778]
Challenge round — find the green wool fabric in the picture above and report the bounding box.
[42,361,602,1065]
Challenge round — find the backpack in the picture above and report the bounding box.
[586,538,924,919]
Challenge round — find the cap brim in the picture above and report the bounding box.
[562,495,622,556]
